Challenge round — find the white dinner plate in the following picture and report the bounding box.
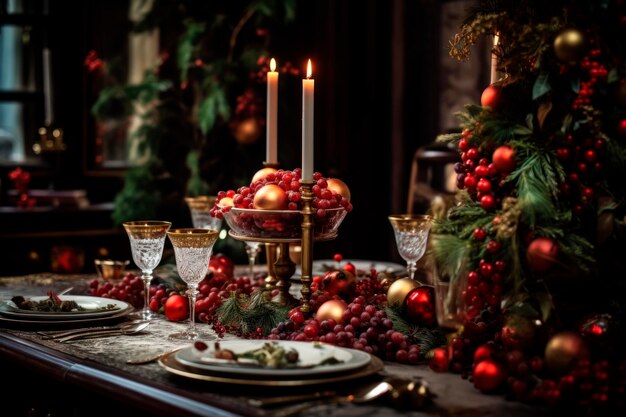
[0,295,131,320]
[175,340,371,377]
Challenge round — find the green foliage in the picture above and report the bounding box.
[112,161,161,225]
[216,290,289,335]
[385,306,447,354]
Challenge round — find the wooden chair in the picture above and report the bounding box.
[406,142,459,215]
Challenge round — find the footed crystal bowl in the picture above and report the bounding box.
[222,207,347,241]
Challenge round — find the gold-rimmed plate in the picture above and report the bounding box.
[158,351,384,387]
[0,296,131,320]
[0,306,134,328]
[174,340,372,377]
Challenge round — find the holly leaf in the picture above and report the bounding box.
[570,77,580,94]
[532,72,551,100]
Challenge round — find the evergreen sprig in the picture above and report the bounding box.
[216,290,289,335]
[385,306,447,355]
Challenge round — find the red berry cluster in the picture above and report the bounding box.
[234,89,264,119]
[555,132,604,216]
[269,295,422,364]
[455,129,511,210]
[89,272,145,308]
[211,169,352,218]
[571,50,608,110]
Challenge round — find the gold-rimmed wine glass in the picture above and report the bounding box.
[185,196,223,231]
[167,228,219,340]
[123,220,172,320]
[388,214,432,281]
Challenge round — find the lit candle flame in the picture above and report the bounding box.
[494,34,499,47]
[270,58,276,72]
[306,59,312,79]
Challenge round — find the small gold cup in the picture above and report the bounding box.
[94,259,130,280]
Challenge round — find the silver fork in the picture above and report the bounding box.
[37,320,145,339]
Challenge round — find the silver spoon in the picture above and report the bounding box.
[57,321,150,342]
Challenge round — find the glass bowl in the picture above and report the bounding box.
[222,207,347,240]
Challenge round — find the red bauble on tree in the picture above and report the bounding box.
[526,237,558,272]
[492,146,516,173]
[473,359,507,392]
[481,83,503,109]
[404,285,437,327]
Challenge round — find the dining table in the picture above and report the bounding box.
[0,270,545,417]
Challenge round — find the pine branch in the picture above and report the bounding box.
[384,307,447,354]
[508,152,557,227]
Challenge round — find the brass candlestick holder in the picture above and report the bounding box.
[33,126,66,154]
[262,161,280,291]
[298,180,315,313]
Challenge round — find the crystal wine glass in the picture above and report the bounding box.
[388,214,433,281]
[185,196,223,231]
[123,220,172,320]
[244,241,261,278]
[167,228,219,340]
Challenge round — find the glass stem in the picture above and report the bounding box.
[141,272,152,316]
[407,262,417,281]
[188,286,198,333]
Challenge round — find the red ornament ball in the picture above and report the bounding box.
[481,84,502,109]
[492,146,516,173]
[209,254,234,278]
[429,347,450,372]
[473,359,507,392]
[404,285,436,327]
[164,294,189,321]
[526,237,558,272]
[322,270,356,296]
[480,194,496,210]
[474,344,496,364]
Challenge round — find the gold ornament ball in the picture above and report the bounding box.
[387,277,421,306]
[218,196,234,207]
[253,184,288,210]
[378,272,398,293]
[554,28,586,64]
[251,167,278,184]
[233,117,262,145]
[327,178,351,202]
[315,299,348,322]
[545,331,589,374]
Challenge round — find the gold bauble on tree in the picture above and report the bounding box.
[253,184,287,210]
[327,178,351,202]
[315,299,348,322]
[233,117,262,145]
[251,167,278,184]
[545,331,589,374]
[554,28,586,64]
[387,277,421,306]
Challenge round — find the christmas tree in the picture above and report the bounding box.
[432,0,626,412]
